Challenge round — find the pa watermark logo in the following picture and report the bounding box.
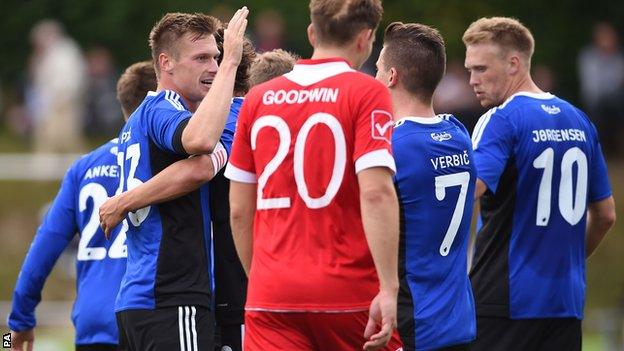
[2,333,10,348]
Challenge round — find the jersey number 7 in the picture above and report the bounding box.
[435,172,470,257]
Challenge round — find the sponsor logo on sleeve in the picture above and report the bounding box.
[371,110,393,143]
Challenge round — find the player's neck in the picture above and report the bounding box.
[156,81,199,112]
[392,90,435,121]
[311,46,359,68]
[504,73,544,101]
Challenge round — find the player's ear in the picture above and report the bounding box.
[388,67,398,88]
[356,29,373,51]
[159,52,173,75]
[508,53,521,76]
[307,24,316,47]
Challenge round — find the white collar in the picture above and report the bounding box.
[284,61,355,87]
[500,91,555,109]
[395,115,443,125]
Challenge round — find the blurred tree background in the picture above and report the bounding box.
[1,0,622,100]
[0,0,623,349]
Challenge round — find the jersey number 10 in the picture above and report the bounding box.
[533,146,588,226]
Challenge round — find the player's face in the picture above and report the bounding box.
[170,33,220,105]
[465,43,510,108]
[375,48,390,85]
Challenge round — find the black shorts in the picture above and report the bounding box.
[398,324,469,351]
[471,316,581,351]
[215,324,244,351]
[116,306,214,351]
[75,344,118,351]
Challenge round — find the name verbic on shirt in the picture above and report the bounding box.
[431,151,470,170]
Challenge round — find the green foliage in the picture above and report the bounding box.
[2,0,622,99]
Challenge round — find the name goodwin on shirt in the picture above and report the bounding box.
[262,88,339,105]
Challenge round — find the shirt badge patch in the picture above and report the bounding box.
[371,110,393,143]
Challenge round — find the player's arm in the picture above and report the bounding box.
[471,112,514,200]
[586,196,616,257]
[229,181,256,275]
[475,178,488,199]
[9,167,78,350]
[358,168,399,291]
[585,123,615,258]
[99,144,228,237]
[180,7,248,154]
[358,167,400,350]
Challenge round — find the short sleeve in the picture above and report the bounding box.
[224,98,257,183]
[352,80,396,174]
[588,126,612,202]
[220,102,240,155]
[147,92,192,155]
[471,110,515,193]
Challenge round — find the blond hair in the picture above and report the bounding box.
[462,17,534,63]
[249,49,299,87]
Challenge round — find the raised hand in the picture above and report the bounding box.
[221,6,249,67]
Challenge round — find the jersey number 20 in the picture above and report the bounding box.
[251,113,346,210]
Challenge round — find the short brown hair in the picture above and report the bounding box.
[215,26,257,96]
[249,49,299,87]
[309,0,383,45]
[117,61,157,118]
[462,17,535,62]
[382,22,446,104]
[149,12,220,78]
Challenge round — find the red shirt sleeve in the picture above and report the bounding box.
[351,78,396,174]
[224,95,257,183]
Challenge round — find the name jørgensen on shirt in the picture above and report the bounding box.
[531,128,586,143]
[431,151,470,170]
[262,88,339,105]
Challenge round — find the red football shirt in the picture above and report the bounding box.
[225,58,395,312]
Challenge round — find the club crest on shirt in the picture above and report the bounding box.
[371,110,393,143]
[431,132,452,142]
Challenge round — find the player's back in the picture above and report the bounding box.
[471,92,612,319]
[227,58,395,312]
[9,139,127,345]
[393,115,476,350]
[70,139,128,344]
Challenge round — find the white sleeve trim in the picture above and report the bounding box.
[355,149,396,174]
[224,163,258,183]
